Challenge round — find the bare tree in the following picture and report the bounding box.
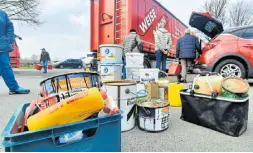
[228,0,253,27]
[202,0,229,25]
[0,0,42,26]
[30,54,39,64]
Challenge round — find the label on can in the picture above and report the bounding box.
[162,107,169,113]
[141,78,155,82]
[104,67,108,73]
[105,49,110,54]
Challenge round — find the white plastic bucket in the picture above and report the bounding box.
[100,44,123,64]
[139,68,159,82]
[126,66,144,82]
[103,81,137,132]
[100,64,123,81]
[125,53,144,67]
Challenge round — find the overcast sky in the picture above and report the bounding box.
[12,0,222,60]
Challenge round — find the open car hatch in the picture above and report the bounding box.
[189,12,224,38]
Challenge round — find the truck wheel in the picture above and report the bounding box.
[144,58,151,68]
[214,59,246,78]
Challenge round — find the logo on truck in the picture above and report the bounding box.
[139,8,157,33]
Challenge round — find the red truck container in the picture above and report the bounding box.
[10,42,21,68]
[10,35,22,68]
[90,0,187,67]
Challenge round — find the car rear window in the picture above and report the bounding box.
[222,28,245,38]
[242,28,253,39]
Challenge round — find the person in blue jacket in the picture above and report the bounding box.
[176,29,201,83]
[0,10,30,95]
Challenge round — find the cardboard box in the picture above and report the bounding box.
[144,82,159,99]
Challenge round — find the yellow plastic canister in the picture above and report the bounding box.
[168,83,184,107]
[27,88,104,131]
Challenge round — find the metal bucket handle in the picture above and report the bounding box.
[191,73,219,98]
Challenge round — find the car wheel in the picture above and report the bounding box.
[144,58,151,68]
[214,59,246,78]
[60,65,64,69]
[78,65,82,69]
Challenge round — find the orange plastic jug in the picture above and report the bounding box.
[27,88,104,131]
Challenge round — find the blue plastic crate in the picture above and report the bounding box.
[1,103,121,152]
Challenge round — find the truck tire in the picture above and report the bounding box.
[144,58,151,68]
[214,59,246,78]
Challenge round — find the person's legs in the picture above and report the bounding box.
[161,53,167,77]
[185,59,193,81]
[187,59,193,73]
[180,59,187,82]
[43,60,48,73]
[155,50,162,69]
[0,52,19,91]
[0,52,30,94]
[123,58,126,79]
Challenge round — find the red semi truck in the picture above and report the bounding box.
[9,35,22,68]
[90,0,187,68]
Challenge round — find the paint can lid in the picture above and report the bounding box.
[222,77,249,94]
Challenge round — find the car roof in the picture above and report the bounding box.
[224,25,253,32]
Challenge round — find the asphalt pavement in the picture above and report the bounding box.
[0,69,253,152]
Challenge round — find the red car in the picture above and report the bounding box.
[190,12,253,79]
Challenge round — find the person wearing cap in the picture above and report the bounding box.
[153,22,172,77]
[39,48,51,73]
[176,29,201,83]
[0,10,30,95]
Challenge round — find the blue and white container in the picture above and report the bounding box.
[100,64,123,81]
[139,68,159,82]
[100,44,123,64]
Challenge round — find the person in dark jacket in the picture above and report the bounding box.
[176,29,201,83]
[0,10,30,95]
[40,48,51,73]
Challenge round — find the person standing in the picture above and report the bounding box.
[122,29,142,79]
[176,29,201,83]
[0,10,30,95]
[40,48,51,74]
[153,23,172,77]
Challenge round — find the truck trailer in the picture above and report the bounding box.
[90,0,187,68]
[10,35,22,68]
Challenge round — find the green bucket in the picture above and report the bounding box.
[219,77,249,99]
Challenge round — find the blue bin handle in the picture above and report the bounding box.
[51,118,99,137]
[51,118,99,147]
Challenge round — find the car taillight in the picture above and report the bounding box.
[204,39,220,51]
